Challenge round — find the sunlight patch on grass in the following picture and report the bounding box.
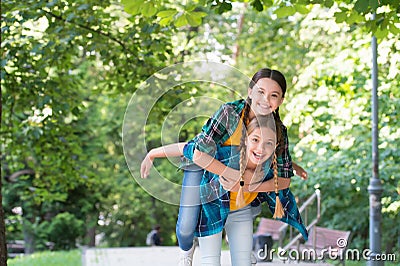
[7,250,81,266]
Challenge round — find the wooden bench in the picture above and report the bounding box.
[290,226,351,265]
[6,240,25,258]
[254,217,288,248]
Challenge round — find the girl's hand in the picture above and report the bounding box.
[219,174,239,191]
[140,153,154,179]
[219,169,254,191]
[293,162,308,180]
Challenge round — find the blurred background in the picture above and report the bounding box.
[1,0,399,264]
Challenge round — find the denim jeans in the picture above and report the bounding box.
[198,205,254,266]
[176,165,203,251]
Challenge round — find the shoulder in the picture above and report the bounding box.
[224,99,245,112]
[217,99,245,118]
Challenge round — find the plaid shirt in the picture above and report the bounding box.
[183,99,307,240]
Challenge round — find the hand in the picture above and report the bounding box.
[219,169,254,192]
[293,163,308,180]
[219,174,240,191]
[140,153,154,179]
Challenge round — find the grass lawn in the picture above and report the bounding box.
[7,250,81,266]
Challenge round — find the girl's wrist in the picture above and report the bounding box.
[230,168,241,180]
[147,149,156,160]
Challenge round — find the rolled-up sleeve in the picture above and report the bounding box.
[276,125,294,178]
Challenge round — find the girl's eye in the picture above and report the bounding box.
[251,138,259,143]
[258,90,264,94]
[266,141,274,146]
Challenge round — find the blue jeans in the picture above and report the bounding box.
[198,205,254,266]
[176,165,203,251]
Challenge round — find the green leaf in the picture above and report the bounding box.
[121,0,142,16]
[274,6,296,18]
[334,11,348,23]
[185,4,197,12]
[141,2,157,17]
[66,13,75,22]
[217,2,232,14]
[374,27,388,39]
[261,0,273,7]
[294,4,309,15]
[389,23,400,35]
[1,59,7,68]
[369,0,379,11]
[347,12,364,24]
[193,11,208,18]
[325,0,334,8]
[252,0,264,12]
[157,9,177,18]
[159,16,173,26]
[174,13,188,27]
[77,4,90,11]
[354,0,369,13]
[46,0,58,8]
[185,12,202,27]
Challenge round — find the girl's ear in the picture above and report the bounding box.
[278,97,284,106]
[247,87,252,99]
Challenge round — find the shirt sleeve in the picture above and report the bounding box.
[183,103,236,161]
[276,124,294,178]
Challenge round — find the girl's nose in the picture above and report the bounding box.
[264,94,270,103]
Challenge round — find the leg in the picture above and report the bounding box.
[198,233,223,266]
[225,205,254,266]
[176,165,203,251]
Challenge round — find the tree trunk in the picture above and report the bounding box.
[231,3,246,66]
[86,226,96,247]
[0,176,8,266]
[0,82,8,265]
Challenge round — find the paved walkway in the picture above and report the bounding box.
[82,246,332,266]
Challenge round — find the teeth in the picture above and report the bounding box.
[253,152,262,159]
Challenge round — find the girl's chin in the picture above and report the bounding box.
[248,159,261,168]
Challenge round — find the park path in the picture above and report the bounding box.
[82,246,332,266]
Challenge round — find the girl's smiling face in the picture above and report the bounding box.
[248,78,284,117]
[245,126,276,169]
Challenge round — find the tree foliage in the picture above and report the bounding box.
[121,0,399,38]
[1,0,399,261]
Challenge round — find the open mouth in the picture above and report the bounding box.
[252,152,264,160]
[258,104,271,113]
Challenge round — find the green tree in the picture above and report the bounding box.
[1,0,175,253]
[122,0,399,37]
[2,1,399,262]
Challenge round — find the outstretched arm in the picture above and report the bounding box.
[192,149,240,184]
[140,143,186,178]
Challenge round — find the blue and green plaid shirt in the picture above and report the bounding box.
[183,99,308,240]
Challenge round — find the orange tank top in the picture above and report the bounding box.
[222,115,258,211]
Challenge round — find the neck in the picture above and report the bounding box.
[246,161,257,170]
